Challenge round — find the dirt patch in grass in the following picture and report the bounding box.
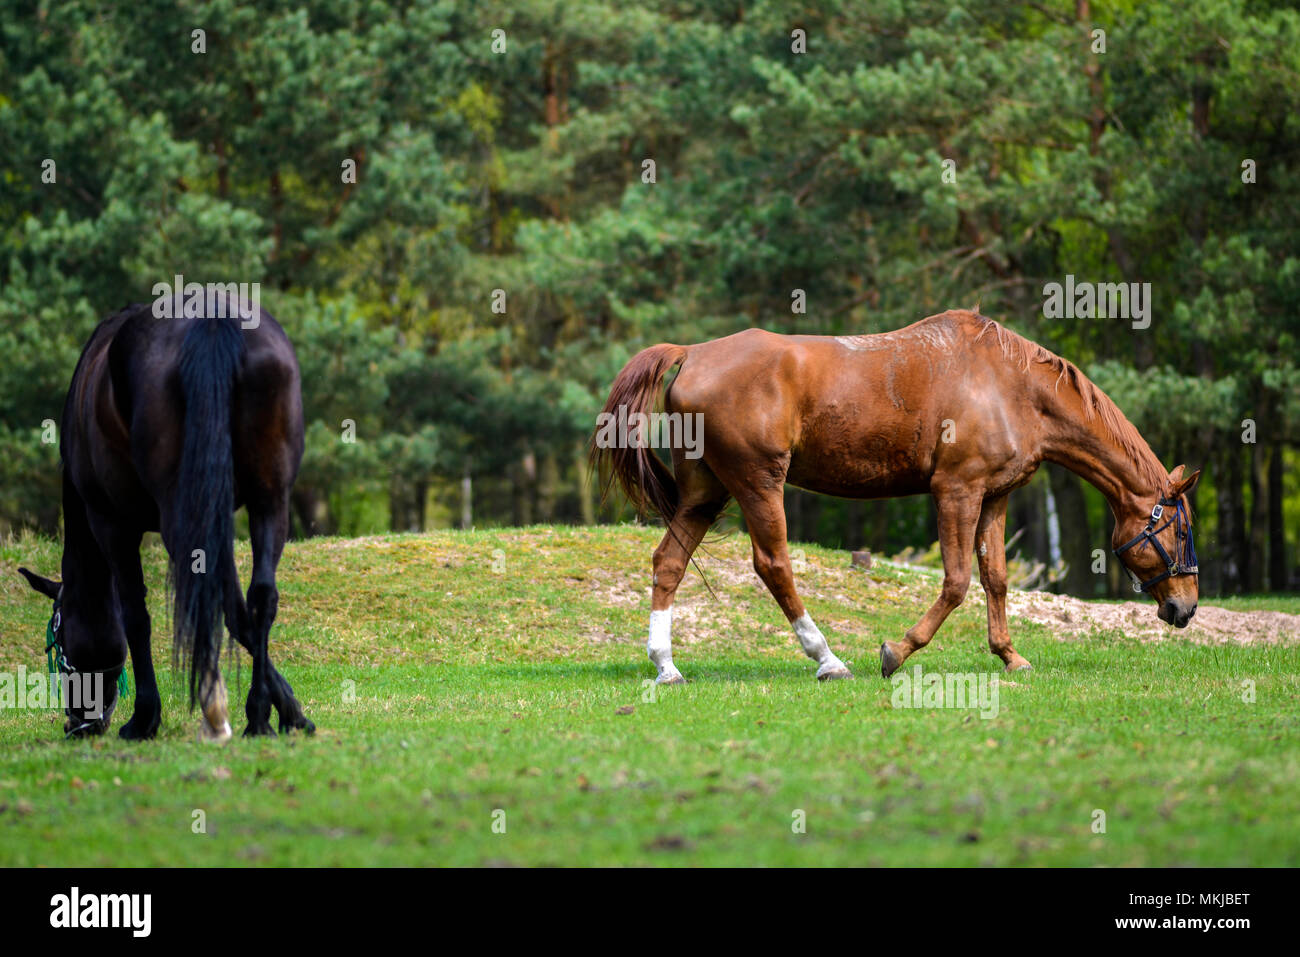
[582,532,1300,649]
[576,538,920,651]
[996,591,1300,645]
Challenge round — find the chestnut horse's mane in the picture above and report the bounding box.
[967,311,1169,493]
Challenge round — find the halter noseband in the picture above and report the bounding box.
[1113,496,1198,593]
[44,590,130,738]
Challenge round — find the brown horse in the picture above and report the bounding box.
[591,309,1201,683]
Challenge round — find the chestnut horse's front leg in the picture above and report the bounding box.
[975,494,1032,672]
[881,485,982,677]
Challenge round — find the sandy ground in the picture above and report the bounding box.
[893,561,1300,646]
[996,590,1300,645]
[585,546,1300,647]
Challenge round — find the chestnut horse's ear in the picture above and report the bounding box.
[17,567,60,600]
[1167,466,1202,498]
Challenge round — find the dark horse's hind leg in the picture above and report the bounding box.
[231,493,312,737]
[222,569,313,736]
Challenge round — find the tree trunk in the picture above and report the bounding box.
[844,499,863,551]
[576,446,596,525]
[538,453,559,523]
[1268,443,1286,590]
[1010,481,1049,569]
[1216,445,1246,593]
[514,452,537,526]
[1048,465,1095,597]
[869,501,889,553]
[388,477,406,532]
[460,462,473,530]
[801,491,822,543]
[1247,440,1269,592]
[414,479,428,532]
[784,486,803,542]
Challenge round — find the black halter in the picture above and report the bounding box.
[43,588,129,738]
[1113,496,1198,593]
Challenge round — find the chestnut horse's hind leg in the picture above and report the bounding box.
[734,487,852,681]
[975,495,1032,672]
[881,485,982,677]
[647,461,729,684]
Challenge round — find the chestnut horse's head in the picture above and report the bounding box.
[1112,465,1202,627]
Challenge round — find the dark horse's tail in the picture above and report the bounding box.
[589,343,687,521]
[172,316,245,709]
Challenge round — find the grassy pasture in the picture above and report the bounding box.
[1,526,1297,866]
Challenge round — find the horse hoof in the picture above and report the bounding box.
[64,719,107,739]
[656,672,686,686]
[1005,658,1033,673]
[119,716,160,741]
[243,722,277,738]
[817,666,853,681]
[199,719,233,743]
[880,642,903,679]
[278,718,315,736]
[285,717,316,736]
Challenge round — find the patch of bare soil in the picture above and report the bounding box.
[578,538,1300,647]
[578,558,772,647]
[575,546,897,650]
[992,590,1300,645]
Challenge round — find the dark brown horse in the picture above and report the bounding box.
[592,309,1201,683]
[18,301,313,739]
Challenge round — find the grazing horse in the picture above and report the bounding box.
[592,309,1201,683]
[18,301,314,739]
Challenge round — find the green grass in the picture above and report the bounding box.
[1200,593,1300,615]
[1,526,1297,866]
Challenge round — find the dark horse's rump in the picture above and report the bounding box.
[18,301,313,739]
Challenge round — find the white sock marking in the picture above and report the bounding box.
[648,609,682,682]
[793,613,849,676]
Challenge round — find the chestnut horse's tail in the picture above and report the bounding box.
[590,343,688,521]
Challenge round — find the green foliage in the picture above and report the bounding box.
[0,1,1295,590]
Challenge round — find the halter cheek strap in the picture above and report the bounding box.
[44,598,131,738]
[1113,497,1198,593]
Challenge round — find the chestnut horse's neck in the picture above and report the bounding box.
[1032,363,1166,520]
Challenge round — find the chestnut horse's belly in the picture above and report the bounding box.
[786,437,933,499]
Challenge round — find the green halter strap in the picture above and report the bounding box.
[44,602,131,702]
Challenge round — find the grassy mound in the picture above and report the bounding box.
[1,526,1296,866]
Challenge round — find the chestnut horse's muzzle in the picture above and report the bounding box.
[1159,598,1197,629]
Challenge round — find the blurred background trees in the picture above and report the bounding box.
[1,0,1296,595]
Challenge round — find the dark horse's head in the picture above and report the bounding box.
[17,567,124,737]
[1111,465,1203,629]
